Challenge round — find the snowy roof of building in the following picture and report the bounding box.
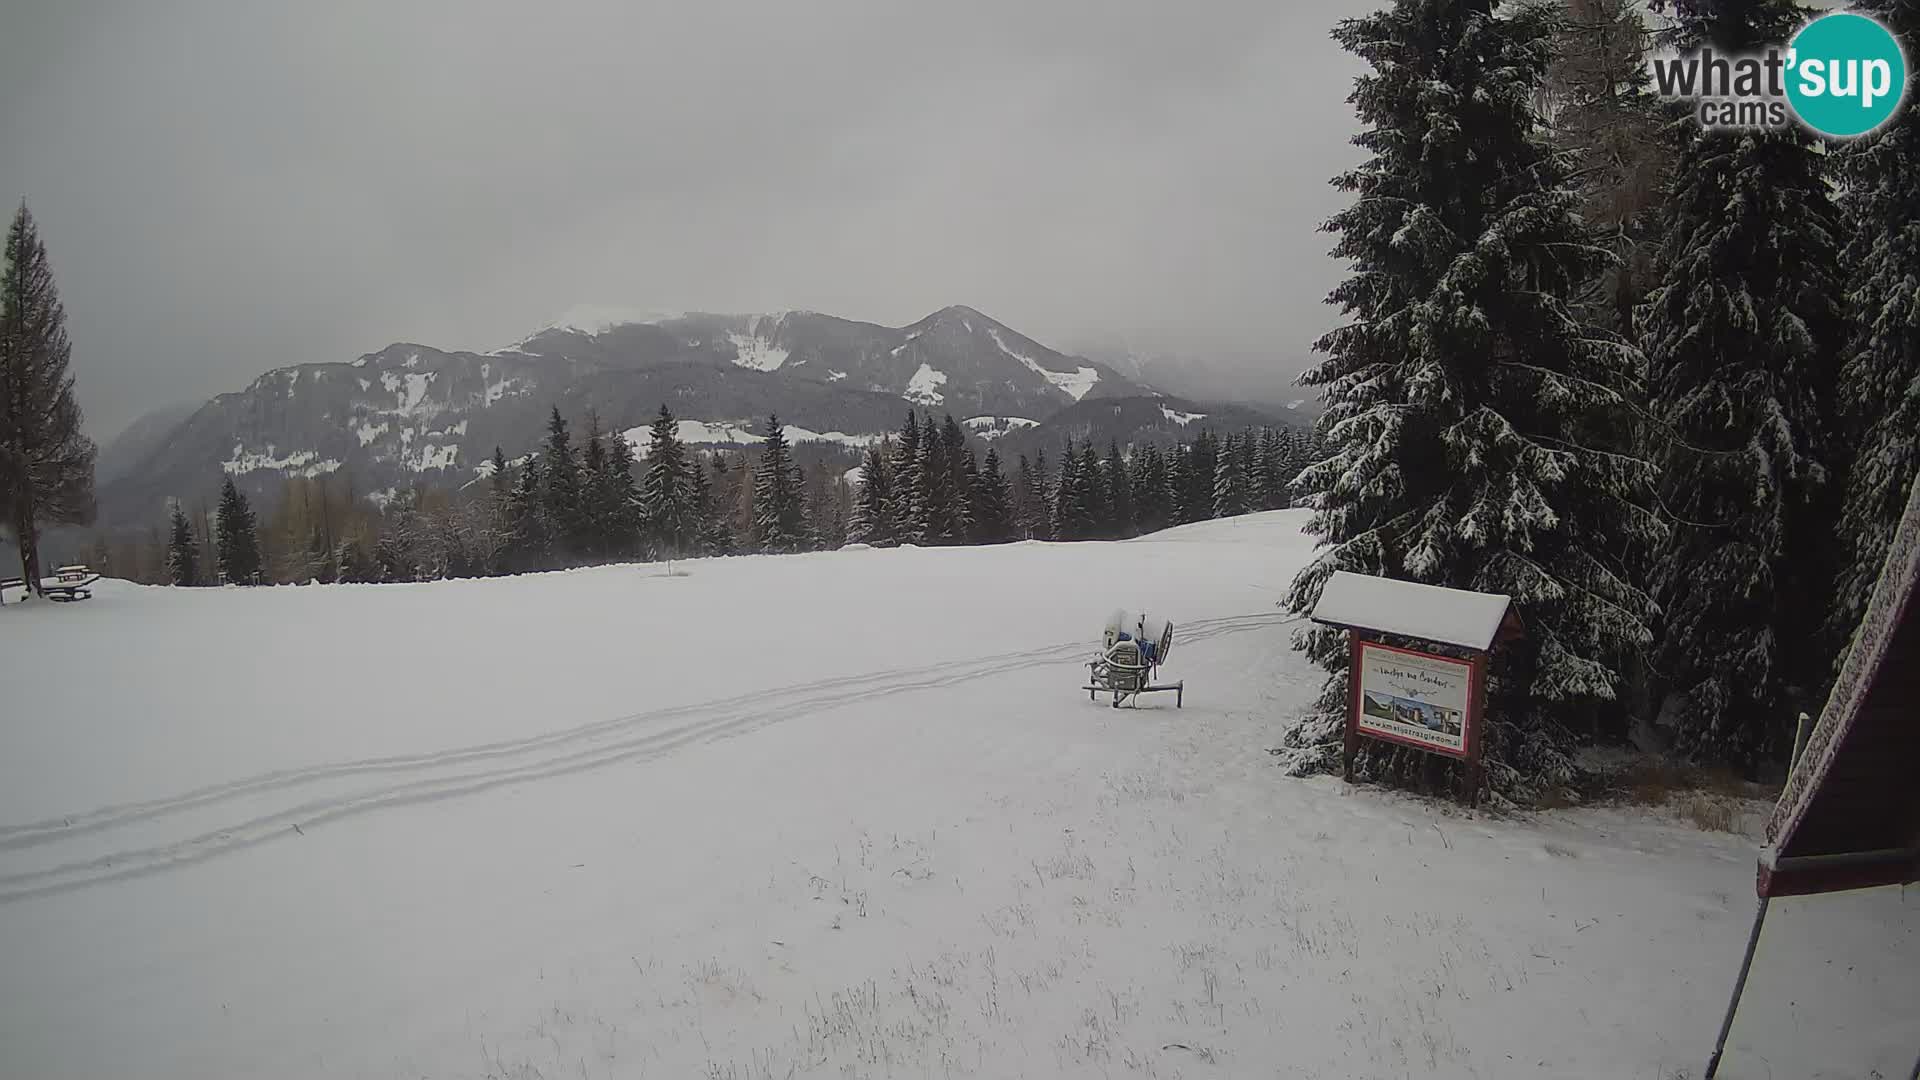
[1308,571,1515,651]
[1761,476,1920,898]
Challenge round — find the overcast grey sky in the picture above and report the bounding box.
[0,0,1364,437]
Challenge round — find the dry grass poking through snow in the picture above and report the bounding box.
[1588,757,1779,836]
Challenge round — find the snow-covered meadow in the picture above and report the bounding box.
[1,511,1913,1079]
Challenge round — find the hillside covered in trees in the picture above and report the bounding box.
[114,404,1317,589]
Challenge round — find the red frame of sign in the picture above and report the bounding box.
[1345,636,1486,763]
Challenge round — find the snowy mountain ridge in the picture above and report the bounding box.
[93,305,1142,529]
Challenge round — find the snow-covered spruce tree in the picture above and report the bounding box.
[1252,429,1278,510]
[214,476,261,584]
[1260,427,1299,510]
[489,446,510,501]
[1,203,96,591]
[960,445,982,543]
[642,404,698,558]
[602,424,642,559]
[1051,440,1083,540]
[1827,0,1920,663]
[960,444,984,543]
[165,501,196,586]
[890,410,926,544]
[939,415,973,543]
[1021,450,1052,540]
[1641,0,1847,767]
[751,414,805,553]
[681,449,712,556]
[697,451,737,556]
[825,471,853,549]
[1129,442,1166,533]
[1281,0,1660,802]
[501,455,550,573]
[538,407,586,563]
[973,446,1014,543]
[849,441,895,546]
[1077,441,1110,538]
[1279,426,1310,498]
[1138,445,1164,531]
[1165,443,1193,524]
[1186,432,1219,522]
[797,465,827,551]
[916,418,958,544]
[1105,441,1134,537]
[1008,454,1030,539]
[580,410,610,560]
[1213,432,1251,519]
[1013,452,1042,540]
[1234,430,1259,513]
[723,452,750,550]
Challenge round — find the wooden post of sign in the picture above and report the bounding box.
[1343,631,1362,782]
[1467,650,1488,807]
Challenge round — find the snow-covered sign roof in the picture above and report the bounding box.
[1308,571,1516,651]
[1760,476,1920,898]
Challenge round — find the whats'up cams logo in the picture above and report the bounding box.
[1651,11,1909,137]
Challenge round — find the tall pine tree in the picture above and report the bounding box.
[1214,432,1252,519]
[1282,0,1660,800]
[960,445,982,543]
[539,407,585,562]
[0,203,96,592]
[502,455,550,573]
[603,426,641,558]
[697,451,736,555]
[1022,450,1052,540]
[849,442,895,546]
[1078,441,1109,538]
[1106,441,1134,538]
[973,447,1014,544]
[890,411,926,544]
[214,476,262,584]
[1167,443,1195,525]
[1186,432,1219,522]
[1132,442,1170,533]
[643,404,698,557]
[490,446,510,502]
[580,410,612,559]
[752,414,805,552]
[940,415,974,543]
[1641,0,1847,766]
[917,418,960,544]
[165,502,197,586]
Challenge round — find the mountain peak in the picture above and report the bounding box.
[910,304,1006,333]
[547,305,685,337]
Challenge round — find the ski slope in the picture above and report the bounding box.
[0,511,1914,1079]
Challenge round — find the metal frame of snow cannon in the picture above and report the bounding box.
[1084,620,1182,709]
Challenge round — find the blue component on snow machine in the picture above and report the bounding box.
[1114,631,1158,666]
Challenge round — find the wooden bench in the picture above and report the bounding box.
[43,574,100,602]
[0,568,100,603]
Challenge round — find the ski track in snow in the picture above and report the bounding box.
[0,613,1297,903]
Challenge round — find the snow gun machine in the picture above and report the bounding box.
[1084,610,1182,709]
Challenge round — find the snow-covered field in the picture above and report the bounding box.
[1,511,1914,1079]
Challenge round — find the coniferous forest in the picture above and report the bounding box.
[1273,0,1920,801]
[126,406,1318,589]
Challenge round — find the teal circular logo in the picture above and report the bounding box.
[1786,13,1908,137]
